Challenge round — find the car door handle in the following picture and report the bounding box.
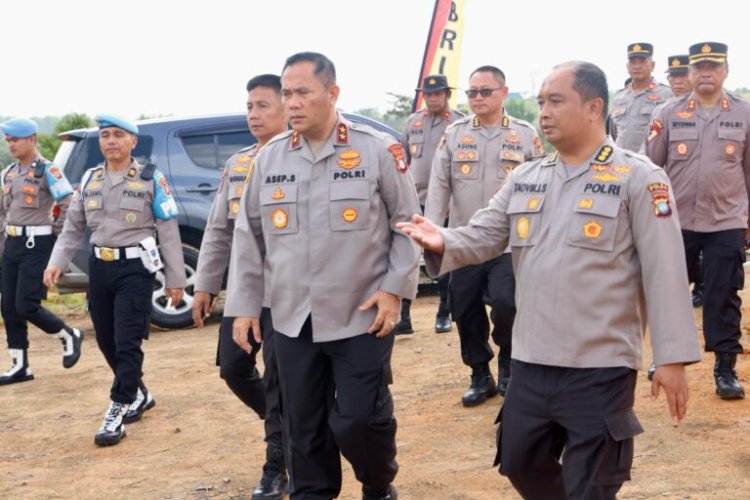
[186,183,217,194]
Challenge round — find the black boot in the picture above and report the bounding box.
[691,284,704,308]
[461,364,498,407]
[714,352,745,399]
[363,484,398,500]
[434,300,452,334]
[394,299,414,335]
[497,353,511,396]
[58,327,84,369]
[252,446,288,500]
[0,349,34,386]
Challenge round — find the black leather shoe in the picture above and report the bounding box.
[393,318,414,335]
[691,286,704,308]
[95,401,129,446]
[124,386,156,423]
[461,365,498,407]
[497,353,511,396]
[253,446,288,500]
[60,328,84,369]
[647,362,656,381]
[714,352,745,399]
[363,484,397,500]
[434,315,452,333]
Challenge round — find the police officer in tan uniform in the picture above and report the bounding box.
[665,54,692,98]
[45,114,186,445]
[425,65,545,405]
[192,74,288,499]
[226,52,420,500]
[0,118,83,385]
[646,42,750,400]
[396,74,463,335]
[610,43,672,151]
[399,61,701,500]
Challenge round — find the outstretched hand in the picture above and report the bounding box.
[396,214,445,254]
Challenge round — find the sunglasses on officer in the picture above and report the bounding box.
[465,87,503,98]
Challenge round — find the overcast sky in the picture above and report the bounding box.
[3,0,748,119]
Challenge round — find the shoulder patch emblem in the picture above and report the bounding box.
[647,182,672,218]
[388,144,408,173]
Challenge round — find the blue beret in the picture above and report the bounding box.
[0,118,38,138]
[95,113,139,135]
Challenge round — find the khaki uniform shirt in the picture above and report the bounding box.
[194,145,257,295]
[224,115,421,342]
[611,79,673,152]
[425,112,545,228]
[426,139,701,369]
[1,155,73,235]
[645,92,750,232]
[401,107,464,205]
[49,160,187,289]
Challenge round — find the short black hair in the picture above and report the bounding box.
[246,74,281,94]
[470,65,506,87]
[282,52,336,86]
[556,61,609,121]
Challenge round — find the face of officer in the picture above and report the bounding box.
[247,85,287,146]
[425,89,450,115]
[537,66,605,153]
[4,135,36,162]
[282,61,340,142]
[689,61,728,99]
[626,57,654,84]
[99,127,137,166]
[467,71,508,123]
[667,73,692,97]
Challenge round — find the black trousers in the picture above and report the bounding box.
[496,361,643,500]
[275,316,397,499]
[88,255,153,404]
[1,235,66,350]
[683,229,745,353]
[218,308,282,448]
[449,253,515,367]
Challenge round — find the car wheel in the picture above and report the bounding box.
[150,243,198,329]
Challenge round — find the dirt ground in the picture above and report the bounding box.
[2,284,750,500]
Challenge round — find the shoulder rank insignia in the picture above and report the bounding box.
[647,82,656,90]
[388,144,408,173]
[502,115,509,128]
[127,167,137,178]
[594,145,614,163]
[687,99,696,110]
[721,97,730,110]
[290,130,301,150]
[336,123,349,144]
[473,116,480,128]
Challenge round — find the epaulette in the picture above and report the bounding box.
[140,162,157,180]
[507,115,536,132]
[235,144,256,154]
[1,163,16,188]
[80,165,104,192]
[622,148,660,172]
[266,129,293,149]
[349,120,390,141]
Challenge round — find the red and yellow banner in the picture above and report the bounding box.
[413,0,466,111]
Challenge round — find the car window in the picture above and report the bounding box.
[182,131,255,169]
[218,132,255,166]
[182,134,216,168]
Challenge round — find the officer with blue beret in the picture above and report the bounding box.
[0,118,83,386]
[44,113,186,445]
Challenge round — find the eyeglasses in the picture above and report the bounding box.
[465,87,502,98]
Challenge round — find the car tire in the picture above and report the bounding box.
[150,243,198,329]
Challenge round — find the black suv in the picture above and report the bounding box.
[53,112,401,329]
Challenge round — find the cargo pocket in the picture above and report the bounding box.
[718,128,745,164]
[595,407,644,485]
[119,196,145,226]
[731,245,746,290]
[329,180,370,231]
[372,363,395,425]
[452,150,480,180]
[260,184,298,235]
[507,194,545,248]
[668,128,698,160]
[567,196,621,252]
[22,266,47,301]
[133,294,153,340]
[408,142,423,158]
[20,193,40,209]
